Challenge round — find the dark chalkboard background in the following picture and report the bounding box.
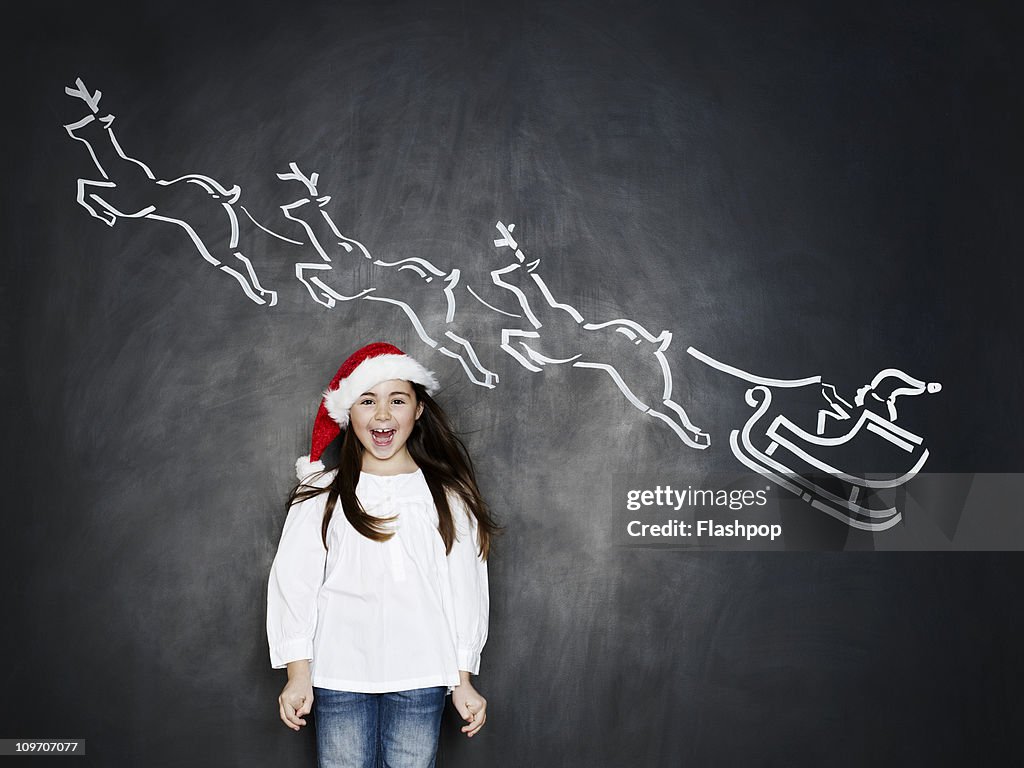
[3,0,1023,765]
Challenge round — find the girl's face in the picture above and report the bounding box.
[349,379,424,474]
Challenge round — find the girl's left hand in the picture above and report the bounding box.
[452,681,487,737]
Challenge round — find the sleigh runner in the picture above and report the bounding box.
[730,386,931,531]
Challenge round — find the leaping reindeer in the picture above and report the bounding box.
[274,164,710,446]
[485,222,711,449]
[63,77,281,306]
[277,163,499,387]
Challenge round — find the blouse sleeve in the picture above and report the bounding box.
[266,494,328,669]
[447,495,490,674]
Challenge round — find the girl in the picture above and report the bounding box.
[267,342,500,768]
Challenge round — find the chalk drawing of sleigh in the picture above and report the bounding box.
[688,348,942,530]
[732,385,932,530]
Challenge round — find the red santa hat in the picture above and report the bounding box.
[296,342,439,480]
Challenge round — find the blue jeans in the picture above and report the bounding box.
[313,686,447,768]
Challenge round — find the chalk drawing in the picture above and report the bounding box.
[489,224,710,449]
[64,78,281,306]
[63,78,946,530]
[687,347,942,530]
[274,163,499,387]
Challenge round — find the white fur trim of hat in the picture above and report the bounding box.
[324,353,440,428]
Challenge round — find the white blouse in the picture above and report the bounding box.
[266,468,489,694]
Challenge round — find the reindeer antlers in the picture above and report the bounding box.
[65,77,102,113]
[277,162,319,195]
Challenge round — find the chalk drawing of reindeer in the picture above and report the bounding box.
[271,164,711,447]
[276,163,499,388]
[484,222,711,449]
[63,77,284,306]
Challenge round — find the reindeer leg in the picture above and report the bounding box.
[500,329,543,372]
[145,212,276,306]
[441,331,499,388]
[659,400,712,449]
[362,295,440,348]
[294,262,375,308]
[216,263,268,305]
[294,263,337,308]
[231,252,278,306]
[76,179,120,226]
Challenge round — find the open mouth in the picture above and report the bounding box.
[370,428,396,447]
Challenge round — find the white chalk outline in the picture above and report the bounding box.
[688,346,941,528]
[64,78,285,306]
[274,164,498,387]
[63,80,943,529]
[730,387,905,530]
[491,222,709,449]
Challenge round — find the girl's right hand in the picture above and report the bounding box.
[278,675,314,731]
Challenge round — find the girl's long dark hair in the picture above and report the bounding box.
[286,383,501,558]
